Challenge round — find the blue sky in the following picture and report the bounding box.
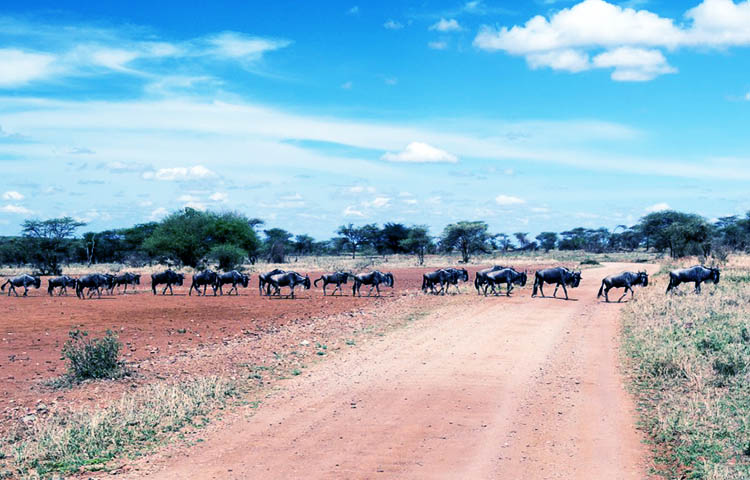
[1,0,749,239]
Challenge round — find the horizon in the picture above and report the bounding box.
[2,0,750,239]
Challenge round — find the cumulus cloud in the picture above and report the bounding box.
[1,204,32,214]
[495,194,526,206]
[365,196,391,208]
[209,192,228,202]
[473,0,750,81]
[428,41,448,50]
[381,142,458,163]
[645,202,671,213]
[0,48,56,87]
[2,191,24,201]
[430,18,462,32]
[149,207,168,220]
[142,165,216,181]
[384,19,403,30]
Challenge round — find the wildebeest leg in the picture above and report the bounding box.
[323,282,327,296]
[22,285,29,296]
[618,287,629,303]
[538,282,545,297]
[553,282,559,298]
[695,281,702,294]
[561,282,569,300]
[507,283,513,296]
[375,283,381,296]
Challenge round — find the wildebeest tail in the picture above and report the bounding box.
[597,281,604,299]
[48,281,54,296]
[532,273,540,297]
[666,273,675,293]
[314,276,322,287]
[0,280,6,291]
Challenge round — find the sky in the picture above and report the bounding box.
[1,0,749,240]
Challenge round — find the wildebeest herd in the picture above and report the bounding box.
[0,265,721,301]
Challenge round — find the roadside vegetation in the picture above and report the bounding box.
[623,256,750,479]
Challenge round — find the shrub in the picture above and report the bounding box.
[62,329,124,382]
[208,243,247,271]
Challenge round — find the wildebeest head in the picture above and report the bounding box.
[175,273,185,286]
[133,274,141,285]
[710,267,720,285]
[517,271,528,287]
[385,272,394,287]
[302,275,311,290]
[240,274,249,288]
[458,268,469,282]
[568,271,582,288]
[32,276,41,288]
[638,271,649,287]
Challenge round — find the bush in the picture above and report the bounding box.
[62,329,123,382]
[209,244,247,271]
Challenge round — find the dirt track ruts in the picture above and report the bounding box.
[133,262,652,480]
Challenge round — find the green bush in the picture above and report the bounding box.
[209,243,247,271]
[62,329,123,381]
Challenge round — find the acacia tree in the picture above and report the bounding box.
[536,232,558,252]
[440,221,494,263]
[400,225,432,265]
[337,223,375,259]
[22,217,86,274]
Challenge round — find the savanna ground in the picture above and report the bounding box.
[0,250,743,479]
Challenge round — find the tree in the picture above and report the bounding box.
[264,228,293,263]
[380,223,410,254]
[337,224,372,259]
[143,208,214,267]
[22,217,86,274]
[292,234,315,258]
[213,212,262,260]
[440,221,494,263]
[536,232,558,252]
[496,233,512,252]
[637,210,713,258]
[209,244,247,271]
[399,225,432,265]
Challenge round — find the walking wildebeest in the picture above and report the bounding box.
[665,265,720,294]
[314,272,349,296]
[189,270,218,296]
[113,273,141,294]
[267,271,311,298]
[215,270,249,296]
[474,266,508,295]
[75,274,110,299]
[48,275,77,296]
[351,271,394,297]
[597,271,649,302]
[532,267,582,300]
[258,269,285,296]
[483,268,527,297]
[2,274,41,296]
[151,270,184,295]
[422,269,451,295]
[441,268,469,294]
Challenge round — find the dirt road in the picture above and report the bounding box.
[138,263,651,479]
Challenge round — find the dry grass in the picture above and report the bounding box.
[3,377,236,478]
[622,255,750,479]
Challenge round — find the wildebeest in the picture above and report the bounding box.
[75,274,110,299]
[267,271,311,298]
[422,269,451,295]
[666,265,720,294]
[258,269,285,296]
[215,270,249,296]
[151,270,184,295]
[314,272,349,296]
[597,271,649,302]
[441,268,469,294]
[189,270,218,296]
[532,267,582,300]
[474,266,508,295]
[100,273,116,295]
[113,273,141,294]
[483,268,527,296]
[47,275,77,296]
[351,271,394,297]
[2,274,41,296]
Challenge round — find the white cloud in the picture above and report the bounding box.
[381,142,458,163]
[178,194,200,202]
[2,191,24,201]
[645,202,671,213]
[495,194,526,206]
[1,204,32,214]
[343,205,365,217]
[143,165,216,181]
[149,207,168,220]
[430,18,462,32]
[428,41,448,50]
[209,192,228,202]
[745,91,750,101]
[206,32,291,62]
[384,19,403,30]
[346,185,376,194]
[0,49,56,87]
[365,196,391,208]
[473,0,750,81]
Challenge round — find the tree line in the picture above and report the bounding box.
[1,208,748,275]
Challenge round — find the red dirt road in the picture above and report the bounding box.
[137,263,652,480]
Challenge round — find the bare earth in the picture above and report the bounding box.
[134,263,653,480]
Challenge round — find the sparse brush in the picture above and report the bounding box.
[623,260,750,479]
[62,329,124,383]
